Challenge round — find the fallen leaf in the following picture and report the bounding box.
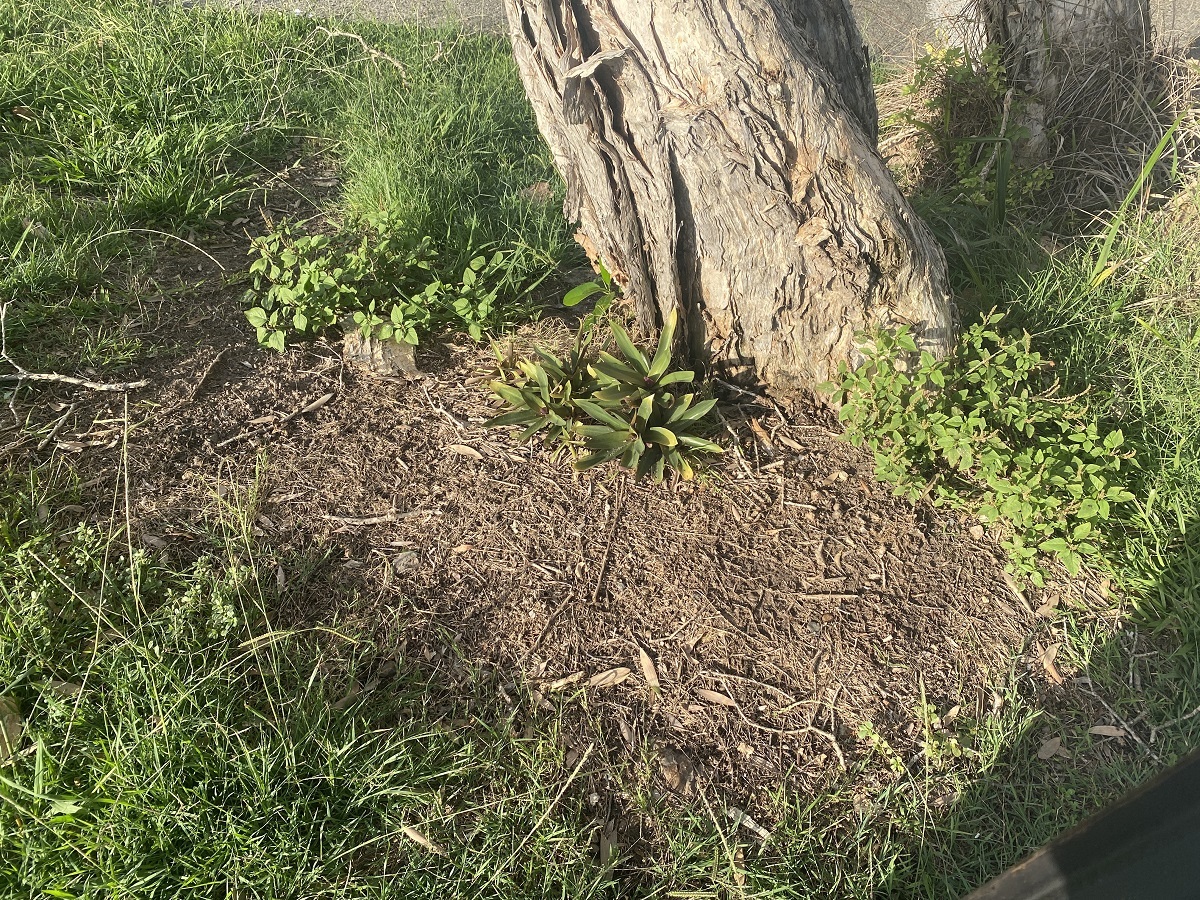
[451,544,475,554]
[658,747,695,795]
[331,681,361,711]
[727,806,772,841]
[696,688,736,707]
[820,469,849,487]
[301,393,334,414]
[141,533,168,550]
[776,433,805,452]
[520,181,554,203]
[1037,736,1063,760]
[1039,643,1064,685]
[599,824,618,866]
[588,667,632,689]
[1089,725,1126,738]
[248,415,276,425]
[932,791,962,809]
[444,444,483,460]
[0,696,23,766]
[733,847,747,886]
[401,824,445,856]
[638,647,660,695]
[46,680,83,700]
[549,671,584,691]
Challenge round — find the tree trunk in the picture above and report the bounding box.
[503,0,953,396]
[948,0,1153,164]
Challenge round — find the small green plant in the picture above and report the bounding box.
[857,721,907,776]
[243,213,520,350]
[893,41,1051,220]
[487,309,722,482]
[562,260,618,332]
[824,312,1136,583]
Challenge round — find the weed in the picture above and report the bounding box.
[243,213,535,349]
[825,312,1136,583]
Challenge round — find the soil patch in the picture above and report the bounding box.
[12,162,1048,819]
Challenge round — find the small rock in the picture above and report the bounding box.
[969,524,985,540]
[342,330,421,378]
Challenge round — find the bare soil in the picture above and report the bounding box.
[12,158,1068,821]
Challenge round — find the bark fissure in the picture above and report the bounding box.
[505,0,954,394]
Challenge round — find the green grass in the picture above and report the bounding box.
[0,469,612,899]
[4,1,1200,897]
[918,186,1200,641]
[1,0,571,367]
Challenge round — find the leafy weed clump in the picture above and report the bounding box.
[243,213,539,350]
[825,312,1136,583]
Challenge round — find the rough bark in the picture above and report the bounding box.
[504,0,953,395]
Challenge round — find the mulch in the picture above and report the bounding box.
[7,159,1077,826]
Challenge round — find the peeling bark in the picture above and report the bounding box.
[504,0,953,396]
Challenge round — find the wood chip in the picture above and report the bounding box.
[696,688,736,707]
[638,647,660,695]
[588,667,632,688]
[1037,736,1063,760]
[444,443,484,460]
[1089,725,1127,738]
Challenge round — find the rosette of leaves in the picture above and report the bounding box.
[484,332,598,452]
[486,309,722,482]
[574,310,721,481]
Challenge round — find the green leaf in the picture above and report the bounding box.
[485,409,540,428]
[647,426,678,447]
[266,330,286,352]
[678,434,723,453]
[574,398,631,431]
[293,311,308,332]
[657,370,695,386]
[647,309,678,379]
[582,429,634,451]
[670,397,716,424]
[610,322,649,374]
[245,307,268,328]
[590,358,644,385]
[563,281,605,308]
[574,443,629,471]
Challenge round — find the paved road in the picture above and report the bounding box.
[241,0,1200,60]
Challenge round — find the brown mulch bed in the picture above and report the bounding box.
[8,162,1056,820]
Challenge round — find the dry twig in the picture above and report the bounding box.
[1,303,148,394]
